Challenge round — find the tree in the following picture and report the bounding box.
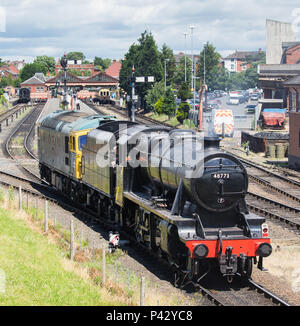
[177,82,192,101]
[173,56,192,88]
[161,87,176,118]
[145,81,165,111]
[176,102,191,123]
[66,52,86,61]
[197,42,221,90]
[19,63,47,82]
[0,76,13,87]
[119,43,140,95]
[119,31,163,109]
[94,57,111,71]
[160,44,176,87]
[154,97,163,114]
[34,56,56,75]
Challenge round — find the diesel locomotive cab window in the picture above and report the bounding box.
[79,135,87,150]
[65,137,69,154]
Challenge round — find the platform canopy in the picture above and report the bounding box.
[45,71,119,89]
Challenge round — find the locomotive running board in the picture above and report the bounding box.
[124,191,190,224]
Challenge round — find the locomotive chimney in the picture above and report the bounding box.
[204,136,221,149]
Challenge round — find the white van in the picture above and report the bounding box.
[228,93,239,105]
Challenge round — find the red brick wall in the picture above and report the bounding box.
[286,44,300,64]
[289,112,300,158]
[236,60,251,72]
[20,84,47,92]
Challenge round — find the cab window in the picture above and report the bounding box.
[79,135,87,150]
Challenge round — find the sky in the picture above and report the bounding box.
[0,0,300,63]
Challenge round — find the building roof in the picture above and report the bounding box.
[259,64,300,75]
[21,73,46,85]
[282,42,300,50]
[224,50,263,60]
[105,60,122,79]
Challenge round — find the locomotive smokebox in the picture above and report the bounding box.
[204,136,221,150]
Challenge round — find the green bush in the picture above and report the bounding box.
[176,102,191,124]
[154,97,163,114]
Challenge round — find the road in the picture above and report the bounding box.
[202,95,259,138]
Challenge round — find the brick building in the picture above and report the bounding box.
[281,42,300,64]
[20,73,48,93]
[55,60,100,76]
[105,60,122,80]
[223,50,263,73]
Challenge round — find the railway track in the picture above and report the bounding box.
[216,147,300,232]
[84,100,175,127]
[194,277,290,306]
[4,104,44,183]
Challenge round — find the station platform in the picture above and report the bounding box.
[37,98,97,123]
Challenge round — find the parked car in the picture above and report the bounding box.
[228,93,239,105]
[245,104,256,114]
[250,93,260,101]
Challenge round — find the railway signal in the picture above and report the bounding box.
[128,66,154,122]
[60,54,68,110]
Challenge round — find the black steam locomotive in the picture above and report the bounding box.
[39,115,272,284]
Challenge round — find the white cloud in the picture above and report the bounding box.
[0,0,299,60]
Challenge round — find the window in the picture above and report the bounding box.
[79,135,87,150]
[65,137,69,154]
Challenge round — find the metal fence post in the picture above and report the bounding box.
[70,219,74,260]
[140,276,145,306]
[102,243,106,284]
[44,200,48,233]
[18,186,22,211]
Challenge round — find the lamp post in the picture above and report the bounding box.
[164,58,170,92]
[203,41,207,85]
[189,25,196,92]
[203,41,207,111]
[183,32,188,83]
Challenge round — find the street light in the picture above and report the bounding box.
[189,25,196,92]
[183,32,188,83]
[164,58,170,91]
[203,41,207,85]
[203,41,207,111]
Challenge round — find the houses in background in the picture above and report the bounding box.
[222,49,264,73]
[0,60,25,80]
